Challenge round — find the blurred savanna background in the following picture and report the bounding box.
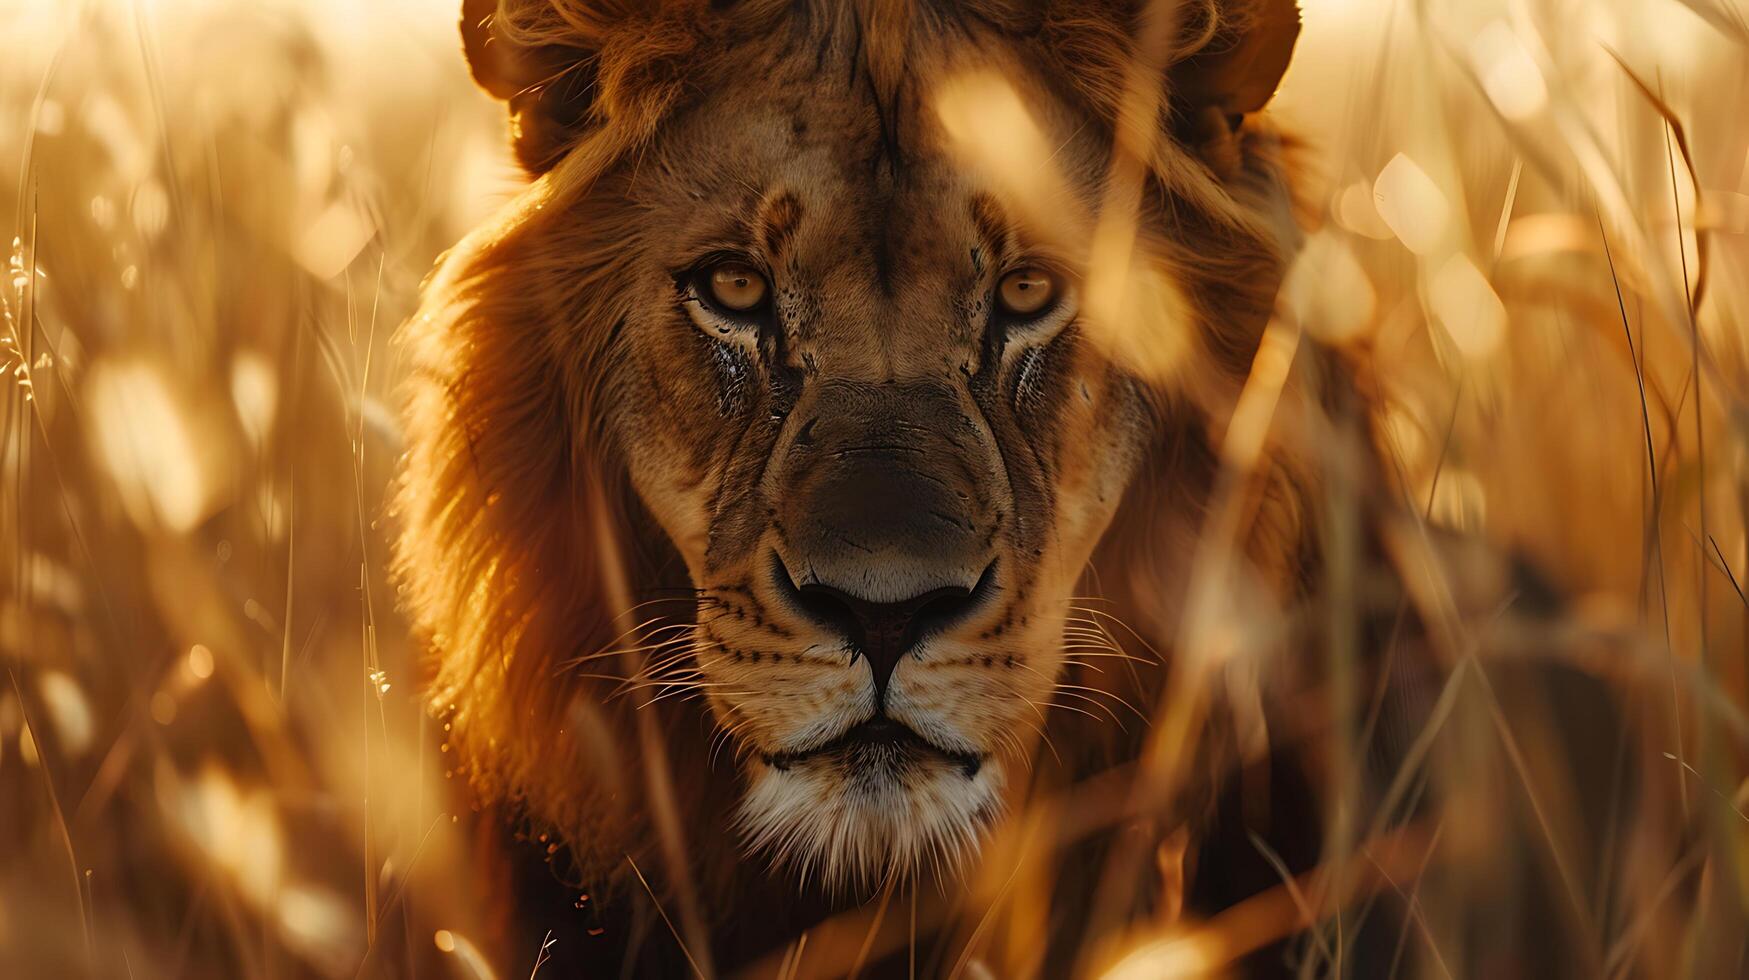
[2,0,1748,976]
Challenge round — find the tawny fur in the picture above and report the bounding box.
[396,0,1319,964]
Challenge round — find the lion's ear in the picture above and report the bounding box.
[1172,0,1301,118]
[461,0,606,174]
[1167,0,1299,176]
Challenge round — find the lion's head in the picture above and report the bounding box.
[397,0,1308,899]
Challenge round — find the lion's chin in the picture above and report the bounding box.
[736,751,1003,893]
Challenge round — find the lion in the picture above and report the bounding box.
[393,0,1641,975]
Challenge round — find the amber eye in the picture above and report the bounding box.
[706,262,769,313]
[996,267,1057,316]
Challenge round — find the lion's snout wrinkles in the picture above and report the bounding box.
[767,378,1002,608]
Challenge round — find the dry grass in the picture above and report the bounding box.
[2,0,1746,976]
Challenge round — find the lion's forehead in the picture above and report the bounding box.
[629,46,1103,368]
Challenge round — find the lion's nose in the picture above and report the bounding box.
[772,555,995,700]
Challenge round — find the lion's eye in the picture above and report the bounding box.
[707,263,769,312]
[996,267,1057,317]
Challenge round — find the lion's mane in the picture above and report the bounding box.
[392,0,1322,955]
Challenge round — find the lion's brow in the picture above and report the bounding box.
[757,191,806,260]
[966,192,1009,272]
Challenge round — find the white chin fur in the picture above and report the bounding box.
[736,755,1004,892]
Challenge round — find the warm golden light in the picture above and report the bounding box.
[3,0,1745,976]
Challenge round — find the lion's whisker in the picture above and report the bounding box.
[633,682,738,711]
[557,624,704,669]
[1067,607,1165,663]
[1038,698,1106,726]
[1056,681,1149,722]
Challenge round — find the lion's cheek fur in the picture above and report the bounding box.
[608,341,736,567]
[619,435,716,576]
[887,637,1061,754]
[704,661,871,749]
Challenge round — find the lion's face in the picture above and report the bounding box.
[408,0,1301,896]
[604,50,1149,886]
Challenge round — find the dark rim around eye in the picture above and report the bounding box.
[691,259,773,320]
[995,267,1063,321]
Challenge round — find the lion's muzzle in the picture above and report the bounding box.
[764,376,1007,700]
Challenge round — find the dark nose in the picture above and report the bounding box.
[774,379,999,597]
[772,556,994,700]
